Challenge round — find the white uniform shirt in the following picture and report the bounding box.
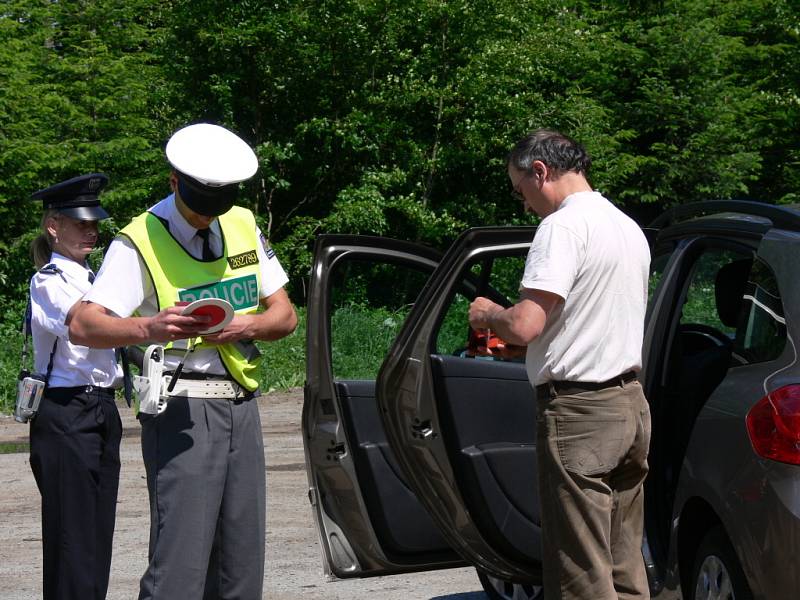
[521,191,650,386]
[85,194,290,374]
[30,253,121,388]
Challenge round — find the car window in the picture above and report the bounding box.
[647,252,672,313]
[680,249,742,336]
[732,259,787,365]
[329,258,431,380]
[674,246,786,367]
[436,254,527,361]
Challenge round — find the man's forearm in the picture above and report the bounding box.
[247,300,297,342]
[69,302,152,348]
[70,302,211,348]
[486,304,542,346]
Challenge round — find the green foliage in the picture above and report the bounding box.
[2,0,800,413]
[0,296,28,414]
[257,307,307,392]
[331,304,408,380]
[437,293,471,356]
[0,0,168,309]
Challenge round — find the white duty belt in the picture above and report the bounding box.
[133,345,248,415]
[161,375,243,399]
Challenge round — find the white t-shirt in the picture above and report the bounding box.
[85,194,289,374]
[521,191,650,385]
[30,253,121,388]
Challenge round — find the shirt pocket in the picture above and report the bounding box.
[555,413,627,477]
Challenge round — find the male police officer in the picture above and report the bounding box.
[70,124,297,599]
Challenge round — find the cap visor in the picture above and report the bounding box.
[58,205,110,220]
[177,176,237,217]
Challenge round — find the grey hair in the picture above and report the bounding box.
[507,129,591,177]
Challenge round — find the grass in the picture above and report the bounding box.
[329,304,409,381]
[0,309,310,415]
[257,307,307,392]
[0,305,414,414]
[0,322,25,415]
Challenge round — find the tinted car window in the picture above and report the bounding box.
[680,249,743,336]
[329,259,431,380]
[732,259,787,364]
[436,254,526,361]
[647,249,673,313]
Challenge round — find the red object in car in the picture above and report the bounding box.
[746,385,800,465]
[467,328,526,359]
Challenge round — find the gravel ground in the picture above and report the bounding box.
[0,389,485,599]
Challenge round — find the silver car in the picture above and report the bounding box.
[302,200,800,599]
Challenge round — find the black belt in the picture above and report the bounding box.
[46,385,116,400]
[536,371,637,398]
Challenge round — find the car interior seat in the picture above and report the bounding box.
[668,257,753,484]
[680,258,752,392]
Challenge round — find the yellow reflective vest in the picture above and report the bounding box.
[119,206,263,391]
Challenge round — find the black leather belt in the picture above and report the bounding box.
[46,386,116,400]
[536,371,637,398]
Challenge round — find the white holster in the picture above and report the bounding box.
[133,345,247,415]
[133,344,166,415]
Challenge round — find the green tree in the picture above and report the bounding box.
[0,0,166,298]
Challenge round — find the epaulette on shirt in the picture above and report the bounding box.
[39,263,66,281]
[23,264,66,337]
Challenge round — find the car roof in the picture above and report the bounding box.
[650,200,800,231]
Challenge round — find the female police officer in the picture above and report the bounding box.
[28,173,122,600]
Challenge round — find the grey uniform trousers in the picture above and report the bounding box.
[536,380,651,600]
[138,393,266,600]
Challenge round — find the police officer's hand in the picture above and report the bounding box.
[146,306,211,342]
[201,315,251,345]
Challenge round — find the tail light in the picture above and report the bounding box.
[746,385,800,465]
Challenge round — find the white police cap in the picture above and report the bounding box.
[165,123,258,186]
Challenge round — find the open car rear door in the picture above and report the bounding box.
[302,234,465,578]
[376,226,544,585]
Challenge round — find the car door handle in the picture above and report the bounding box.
[326,442,346,461]
[411,419,434,439]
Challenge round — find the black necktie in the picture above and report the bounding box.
[88,271,95,284]
[197,228,213,260]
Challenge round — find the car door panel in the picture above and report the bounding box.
[335,380,452,556]
[304,235,464,578]
[430,355,541,564]
[377,227,544,582]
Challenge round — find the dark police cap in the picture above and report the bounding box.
[31,173,110,221]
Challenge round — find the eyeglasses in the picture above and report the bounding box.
[510,171,531,202]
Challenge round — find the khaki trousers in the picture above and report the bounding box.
[536,380,651,600]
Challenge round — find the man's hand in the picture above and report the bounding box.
[201,315,253,345]
[69,302,211,348]
[467,289,562,347]
[468,297,503,330]
[203,289,298,346]
[145,306,211,343]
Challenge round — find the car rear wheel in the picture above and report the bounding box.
[691,526,753,600]
[477,569,543,600]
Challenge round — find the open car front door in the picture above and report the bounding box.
[302,234,465,578]
[376,226,544,585]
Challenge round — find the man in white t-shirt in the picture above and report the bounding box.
[469,129,651,600]
[70,124,297,600]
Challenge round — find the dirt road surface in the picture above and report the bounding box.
[0,389,485,599]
